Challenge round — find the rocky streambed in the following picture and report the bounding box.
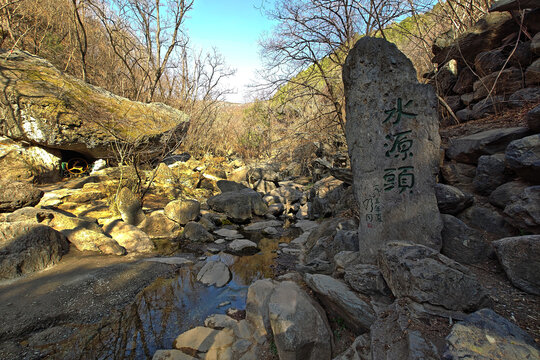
[2,114,540,360]
[0,203,304,360]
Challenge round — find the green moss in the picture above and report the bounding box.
[6,59,186,142]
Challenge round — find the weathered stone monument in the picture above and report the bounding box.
[343,37,442,263]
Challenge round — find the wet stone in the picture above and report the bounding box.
[196,261,231,288]
[214,228,243,239]
[343,37,442,263]
[227,239,260,256]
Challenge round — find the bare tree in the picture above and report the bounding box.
[70,0,88,81]
[259,0,409,144]
[116,0,194,102]
[174,47,237,155]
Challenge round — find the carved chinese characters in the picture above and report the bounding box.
[383,98,417,195]
[343,37,442,263]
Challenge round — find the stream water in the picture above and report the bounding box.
[49,228,300,359]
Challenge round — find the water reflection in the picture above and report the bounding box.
[47,231,301,359]
[74,268,248,359]
[216,237,279,286]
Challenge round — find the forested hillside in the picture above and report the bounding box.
[1,0,494,160]
[252,0,494,163]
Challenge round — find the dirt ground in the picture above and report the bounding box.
[439,102,536,146]
[0,249,180,360]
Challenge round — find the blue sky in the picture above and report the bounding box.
[185,0,277,103]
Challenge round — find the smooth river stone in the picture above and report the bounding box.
[343,37,442,263]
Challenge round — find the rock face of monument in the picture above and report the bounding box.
[343,37,442,263]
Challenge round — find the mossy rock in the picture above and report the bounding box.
[0,50,189,159]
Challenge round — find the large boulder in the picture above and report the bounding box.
[0,206,119,253]
[533,32,540,55]
[378,242,490,312]
[470,96,506,119]
[61,228,126,255]
[508,87,540,108]
[0,221,69,279]
[458,205,516,238]
[441,214,488,264]
[0,180,43,212]
[489,181,529,209]
[196,261,231,288]
[268,281,333,360]
[138,211,181,239]
[303,217,357,267]
[173,326,235,358]
[207,188,268,223]
[0,136,61,183]
[446,127,530,164]
[307,176,348,220]
[428,60,457,95]
[505,134,540,183]
[216,180,248,193]
[440,162,476,191]
[116,187,145,226]
[153,350,197,360]
[493,235,540,295]
[0,50,189,159]
[452,68,476,94]
[472,154,510,195]
[343,263,391,296]
[226,239,259,256]
[503,186,540,233]
[163,200,201,225]
[2,207,101,233]
[444,308,540,359]
[103,219,155,253]
[270,184,304,204]
[245,279,334,360]
[434,183,473,215]
[243,220,282,232]
[343,37,442,263]
[304,274,375,334]
[182,221,214,243]
[245,279,276,339]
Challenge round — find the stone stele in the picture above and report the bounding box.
[343,37,442,263]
